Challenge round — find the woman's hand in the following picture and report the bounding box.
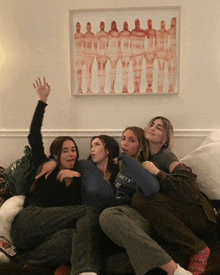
[142,161,160,176]
[35,160,58,180]
[169,161,180,173]
[33,77,51,103]
[113,157,119,165]
[57,170,81,187]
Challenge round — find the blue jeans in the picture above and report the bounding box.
[11,204,102,275]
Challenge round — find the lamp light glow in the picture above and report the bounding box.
[0,43,6,68]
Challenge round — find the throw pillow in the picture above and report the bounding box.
[180,130,220,200]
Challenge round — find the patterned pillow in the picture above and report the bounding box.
[0,167,5,174]
[2,146,34,196]
[0,168,10,207]
[0,166,10,207]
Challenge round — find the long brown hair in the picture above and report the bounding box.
[30,136,79,193]
[49,136,79,167]
[89,135,119,183]
[122,126,150,162]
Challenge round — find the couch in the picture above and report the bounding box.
[1,130,220,275]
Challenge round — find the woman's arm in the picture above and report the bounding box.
[35,160,57,180]
[156,163,200,202]
[28,77,51,169]
[143,149,201,203]
[118,154,160,197]
[57,170,81,187]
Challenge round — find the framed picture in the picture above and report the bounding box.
[69,6,180,95]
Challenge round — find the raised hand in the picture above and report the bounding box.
[33,77,51,103]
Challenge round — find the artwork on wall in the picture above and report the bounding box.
[69,6,180,95]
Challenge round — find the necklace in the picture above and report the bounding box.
[103,171,111,182]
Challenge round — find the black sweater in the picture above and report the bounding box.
[24,101,82,208]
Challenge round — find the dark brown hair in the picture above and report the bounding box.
[49,136,79,168]
[89,135,119,183]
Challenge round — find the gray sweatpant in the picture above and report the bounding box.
[11,204,102,275]
[99,205,172,275]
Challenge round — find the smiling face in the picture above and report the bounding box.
[145,118,167,146]
[121,129,140,160]
[59,140,78,169]
[90,138,109,166]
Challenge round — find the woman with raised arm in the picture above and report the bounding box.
[132,116,218,275]
[11,78,102,275]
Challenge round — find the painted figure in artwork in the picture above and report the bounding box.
[156,20,169,94]
[74,22,84,94]
[83,22,96,94]
[108,21,120,94]
[131,19,145,94]
[120,21,131,94]
[167,17,177,93]
[96,21,109,94]
[144,19,157,94]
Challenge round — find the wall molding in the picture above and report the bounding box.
[1,128,219,167]
[0,128,217,138]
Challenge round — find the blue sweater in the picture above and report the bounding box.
[79,154,159,211]
[115,154,160,201]
[79,160,118,211]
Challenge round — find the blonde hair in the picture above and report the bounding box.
[147,116,174,150]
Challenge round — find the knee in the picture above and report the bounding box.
[82,205,98,215]
[99,208,108,229]
[82,206,100,222]
[99,207,120,231]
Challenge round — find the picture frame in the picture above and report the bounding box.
[69,6,180,95]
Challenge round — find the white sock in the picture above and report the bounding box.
[79,273,98,275]
[173,264,193,275]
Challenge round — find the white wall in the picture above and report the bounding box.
[1,0,220,167]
